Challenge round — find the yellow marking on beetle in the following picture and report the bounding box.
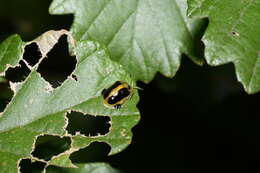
[102,81,133,109]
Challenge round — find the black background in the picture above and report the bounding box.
[1,0,260,172]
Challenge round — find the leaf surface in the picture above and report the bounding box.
[188,0,260,93]
[49,0,204,82]
[0,35,25,75]
[0,30,139,173]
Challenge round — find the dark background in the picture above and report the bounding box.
[1,0,260,173]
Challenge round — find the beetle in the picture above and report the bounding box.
[101,81,133,109]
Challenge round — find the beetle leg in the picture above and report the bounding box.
[101,89,107,96]
[114,104,121,109]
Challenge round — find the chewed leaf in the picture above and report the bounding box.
[49,0,205,82]
[0,30,139,173]
[187,0,260,93]
[46,163,121,173]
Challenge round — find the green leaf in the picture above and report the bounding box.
[0,30,139,173]
[187,0,260,93]
[47,163,120,173]
[0,35,25,75]
[49,0,204,82]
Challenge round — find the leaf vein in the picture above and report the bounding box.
[230,0,255,32]
[147,0,172,73]
[107,11,135,47]
[81,0,113,40]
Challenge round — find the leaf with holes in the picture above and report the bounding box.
[0,30,139,173]
[49,0,205,82]
[187,0,260,93]
[47,163,120,173]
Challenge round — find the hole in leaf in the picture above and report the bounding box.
[66,111,111,136]
[5,61,30,82]
[19,159,45,173]
[231,31,239,36]
[36,35,76,88]
[0,80,13,112]
[70,142,111,163]
[71,74,78,81]
[23,43,41,66]
[31,135,71,161]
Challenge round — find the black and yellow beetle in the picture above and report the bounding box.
[102,81,133,109]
